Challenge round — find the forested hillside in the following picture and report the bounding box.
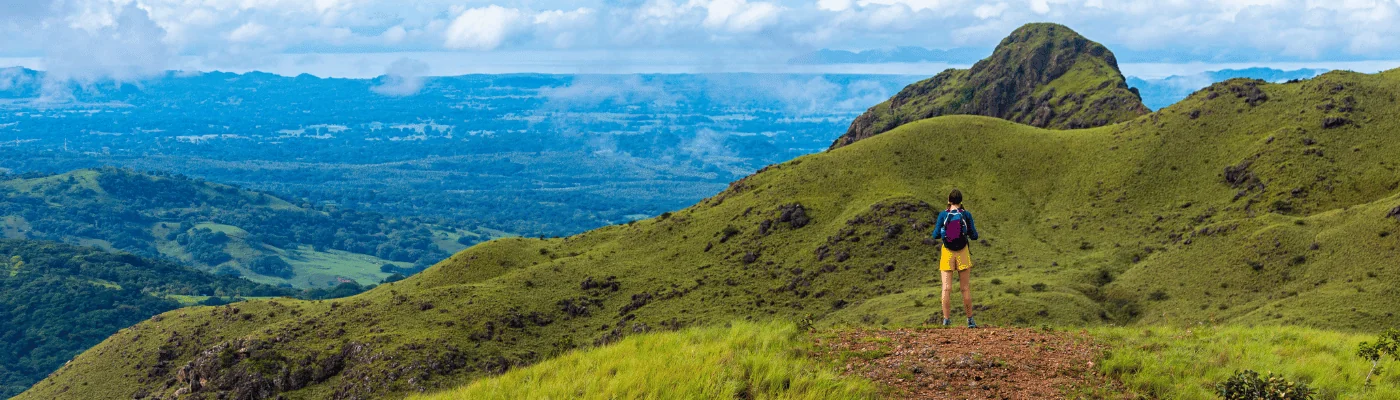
[0,168,477,288]
[0,239,297,398]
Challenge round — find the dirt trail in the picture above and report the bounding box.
[813,327,1110,399]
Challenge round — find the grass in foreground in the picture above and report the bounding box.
[414,321,877,400]
[1094,325,1400,399]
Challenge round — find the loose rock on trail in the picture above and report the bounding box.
[813,327,1111,399]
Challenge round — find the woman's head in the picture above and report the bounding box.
[948,189,963,207]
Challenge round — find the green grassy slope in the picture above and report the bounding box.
[830,23,1148,150]
[1095,325,1400,399]
[0,167,494,288]
[411,321,875,400]
[20,66,1400,399]
[424,323,1400,400]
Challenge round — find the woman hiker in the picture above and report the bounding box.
[932,189,980,328]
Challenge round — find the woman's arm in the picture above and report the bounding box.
[965,210,979,241]
[931,211,946,239]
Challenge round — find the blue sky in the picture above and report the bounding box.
[2,0,1400,79]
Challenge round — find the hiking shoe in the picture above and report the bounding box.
[941,318,952,327]
[967,317,978,329]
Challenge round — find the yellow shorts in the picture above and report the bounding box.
[939,245,972,271]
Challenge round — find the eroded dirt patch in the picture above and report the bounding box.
[814,327,1108,399]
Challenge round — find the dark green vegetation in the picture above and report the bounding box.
[18,25,1400,399]
[1216,370,1315,400]
[0,168,474,288]
[0,239,297,398]
[831,23,1148,150]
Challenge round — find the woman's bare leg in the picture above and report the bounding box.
[959,269,973,318]
[941,270,955,321]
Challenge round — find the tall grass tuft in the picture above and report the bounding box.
[415,321,876,400]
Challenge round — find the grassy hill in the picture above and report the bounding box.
[0,167,498,288]
[19,65,1400,399]
[0,239,297,398]
[830,23,1148,150]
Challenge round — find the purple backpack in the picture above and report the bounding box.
[942,210,969,251]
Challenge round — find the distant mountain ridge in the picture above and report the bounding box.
[787,47,989,65]
[1129,68,1329,110]
[831,23,1149,149]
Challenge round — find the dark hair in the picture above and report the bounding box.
[948,189,963,206]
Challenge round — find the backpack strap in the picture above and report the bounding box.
[947,209,965,236]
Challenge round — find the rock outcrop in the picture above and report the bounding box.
[830,23,1149,150]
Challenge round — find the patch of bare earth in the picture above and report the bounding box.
[813,327,1110,399]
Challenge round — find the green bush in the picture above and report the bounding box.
[1215,370,1314,400]
[1358,329,1400,388]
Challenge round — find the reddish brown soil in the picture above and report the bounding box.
[812,327,1111,399]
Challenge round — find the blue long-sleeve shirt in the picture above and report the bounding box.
[932,209,979,241]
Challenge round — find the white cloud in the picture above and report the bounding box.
[228,22,268,43]
[0,67,35,91]
[1029,0,1051,14]
[854,0,956,12]
[381,25,407,44]
[35,2,172,101]
[370,57,429,96]
[444,5,526,50]
[973,3,1009,19]
[702,0,783,33]
[3,0,1400,75]
[534,8,597,48]
[817,0,853,11]
[535,8,596,29]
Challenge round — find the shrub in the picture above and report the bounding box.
[1031,283,1048,292]
[719,226,741,243]
[1215,370,1314,400]
[1358,329,1400,388]
[1148,290,1170,301]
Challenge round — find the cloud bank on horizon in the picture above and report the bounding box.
[2,0,1400,80]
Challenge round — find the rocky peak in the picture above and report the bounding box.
[830,23,1148,150]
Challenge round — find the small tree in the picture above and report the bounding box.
[7,255,22,277]
[1358,329,1400,388]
